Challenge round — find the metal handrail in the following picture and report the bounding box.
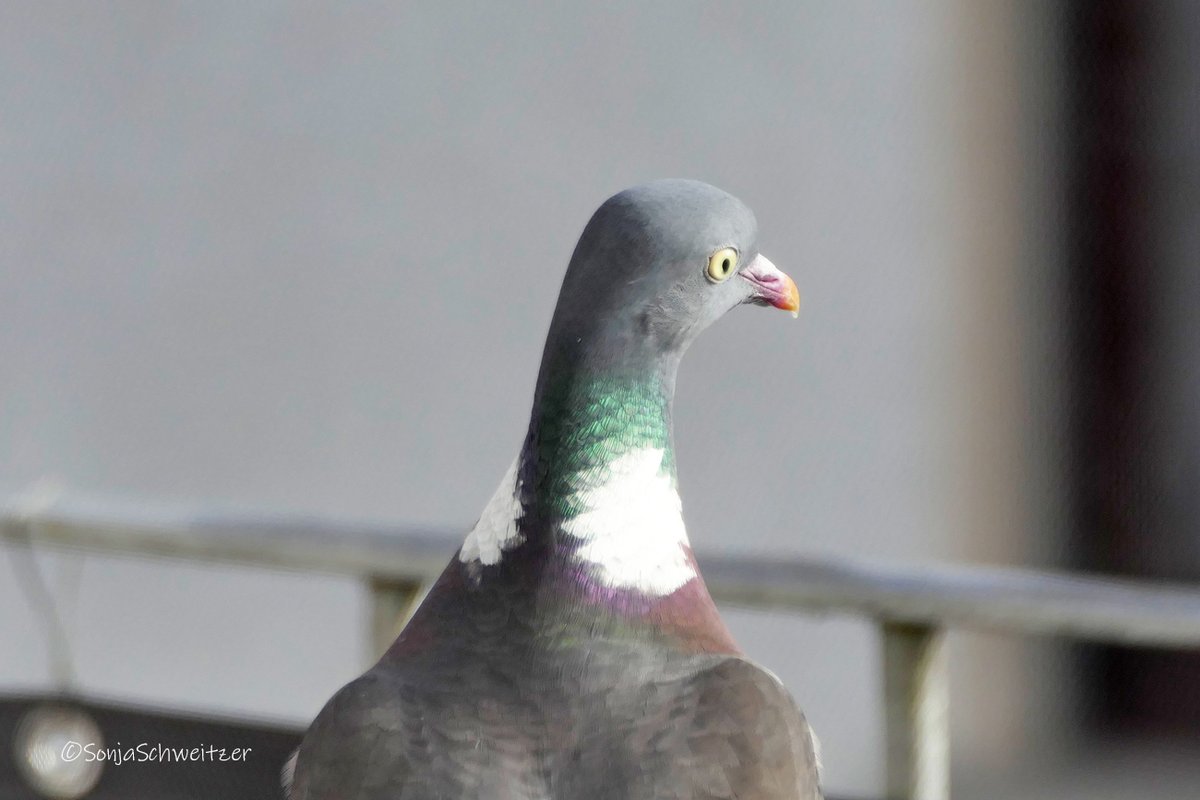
[4,493,1200,800]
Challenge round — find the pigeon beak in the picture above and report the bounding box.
[739,254,800,318]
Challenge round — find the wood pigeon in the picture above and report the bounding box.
[287,180,822,799]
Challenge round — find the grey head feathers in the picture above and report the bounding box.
[543,179,790,370]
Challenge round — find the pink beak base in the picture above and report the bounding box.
[740,254,799,317]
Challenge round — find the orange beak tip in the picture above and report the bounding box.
[785,277,800,318]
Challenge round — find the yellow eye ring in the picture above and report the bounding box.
[706,247,739,283]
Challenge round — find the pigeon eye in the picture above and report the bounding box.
[706,248,739,283]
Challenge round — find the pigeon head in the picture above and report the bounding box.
[544,179,798,370]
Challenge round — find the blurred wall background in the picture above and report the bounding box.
[0,2,1195,798]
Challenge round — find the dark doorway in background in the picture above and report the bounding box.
[1067,0,1200,737]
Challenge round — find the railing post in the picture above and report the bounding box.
[367,577,427,663]
[883,622,949,800]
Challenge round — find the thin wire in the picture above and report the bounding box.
[3,484,80,691]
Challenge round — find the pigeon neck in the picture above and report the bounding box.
[515,348,701,595]
[525,351,681,495]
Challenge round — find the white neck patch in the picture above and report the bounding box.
[459,457,523,566]
[458,447,695,597]
[561,446,695,596]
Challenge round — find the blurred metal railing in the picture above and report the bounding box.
[4,494,1200,800]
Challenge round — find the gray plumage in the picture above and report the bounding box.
[289,180,820,800]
